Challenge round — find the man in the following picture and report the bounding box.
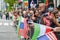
[34,3,47,24]
[0,11,3,19]
[39,3,47,14]
[5,12,9,20]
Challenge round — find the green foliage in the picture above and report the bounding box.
[4,0,17,11]
[4,0,17,6]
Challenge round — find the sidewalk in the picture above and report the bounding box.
[0,19,18,40]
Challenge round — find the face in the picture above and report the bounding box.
[23,11,27,17]
[36,10,39,13]
[55,12,60,22]
[54,8,58,12]
[30,10,34,16]
[26,9,29,13]
[35,10,39,16]
[55,12,60,18]
[39,3,45,12]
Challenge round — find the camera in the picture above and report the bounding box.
[26,13,31,19]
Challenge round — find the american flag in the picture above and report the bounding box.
[46,31,57,40]
[19,18,28,38]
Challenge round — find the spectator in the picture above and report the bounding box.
[0,11,3,19]
[42,6,54,27]
[5,12,9,20]
[48,2,54,8]
[34,3,47,24]
[34,10,40,23]
[42,14,51,26]
[22,11,27,18]
[52,11,60,27]
[38,3,47,14]
[51,5,60,27]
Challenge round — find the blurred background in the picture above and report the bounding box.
[0,0,60,40]
[0,0,59,12]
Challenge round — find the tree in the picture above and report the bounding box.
[4,0,17,11]
[4,0,17,6]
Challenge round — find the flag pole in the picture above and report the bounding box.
[37,0,38,4]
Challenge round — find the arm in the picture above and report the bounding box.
[53,27,60,32]
[52,16,60,27]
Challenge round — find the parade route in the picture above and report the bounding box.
[0,19,18,40]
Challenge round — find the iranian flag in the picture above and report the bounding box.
[44,0,48,7]
[32,23,57,40]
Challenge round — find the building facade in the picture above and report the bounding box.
[38,0,60,7]
[0,0,6,11]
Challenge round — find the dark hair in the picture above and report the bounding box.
[52,11,58,16]
[35,4,39,8]
[43,14,48,17]
[14,12,17,13]
[57,5,60,10]
[17,11,20,15]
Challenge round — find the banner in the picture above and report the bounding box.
[23,0,28,7]
[44,0,48,7]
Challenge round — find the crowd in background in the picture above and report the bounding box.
[11,2,60,27]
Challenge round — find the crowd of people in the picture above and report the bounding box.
[9,2,60,40]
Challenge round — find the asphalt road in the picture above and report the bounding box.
[0,18,18,40]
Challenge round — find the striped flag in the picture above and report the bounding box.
[32,24,57,40]
[37,31,57,40]
[17,16,23,38]
[19,18,28,38]
[46,32,57,40]
[44,0,48,7]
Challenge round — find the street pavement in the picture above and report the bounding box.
[0,18,18,40]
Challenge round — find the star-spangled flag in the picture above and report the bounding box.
[19,18,28,38]
[37,31,57,40]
